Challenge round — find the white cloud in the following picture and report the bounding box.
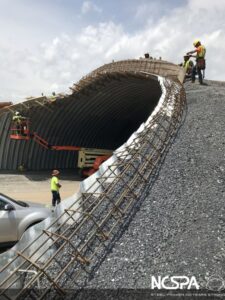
[135,1,168,23]
[188,0,225,10]
[81,1,102,14]
[1,0,225,102]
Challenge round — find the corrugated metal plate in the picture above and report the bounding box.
[0,60,182,170]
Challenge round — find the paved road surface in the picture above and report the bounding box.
[0,171,80,205]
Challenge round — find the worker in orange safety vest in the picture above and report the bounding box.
[187,39,206,84]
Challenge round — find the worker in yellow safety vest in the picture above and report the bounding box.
[51,169,62,208]
[182,55,194,78]
[187,39,206,84]
[12,111,26,134]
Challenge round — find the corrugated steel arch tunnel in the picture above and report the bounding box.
[0,59,184,171]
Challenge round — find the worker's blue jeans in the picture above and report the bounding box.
[192,65,203,84]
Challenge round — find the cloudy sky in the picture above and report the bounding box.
[0,0,224,102]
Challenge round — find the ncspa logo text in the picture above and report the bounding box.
[151,276,200,290]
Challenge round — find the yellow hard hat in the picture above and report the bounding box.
[193,39,200,46]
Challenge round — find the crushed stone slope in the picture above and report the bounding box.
[86,80,225,288]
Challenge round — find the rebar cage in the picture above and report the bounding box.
[0,60,186,299]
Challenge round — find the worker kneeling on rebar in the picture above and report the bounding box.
[187,39,206,85]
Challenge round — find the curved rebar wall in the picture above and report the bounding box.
[0,59,185,299]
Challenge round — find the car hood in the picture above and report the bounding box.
[24,201,50,209]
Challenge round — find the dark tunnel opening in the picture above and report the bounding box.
[0,73,162,170]
[43,75,162,150]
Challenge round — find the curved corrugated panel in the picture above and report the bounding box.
[0,59,184,170]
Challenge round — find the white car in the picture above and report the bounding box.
[0,193,50,247]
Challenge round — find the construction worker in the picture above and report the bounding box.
[51,169,62,208]
[12,111,26,135]
[187,39,206,84]
[181,55,194,79]
[144,53,153,59]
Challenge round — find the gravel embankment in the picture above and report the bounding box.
[85,80,225,289]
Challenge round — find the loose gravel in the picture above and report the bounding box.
[84,80,225,289]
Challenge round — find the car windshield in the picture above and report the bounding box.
[0,193,28,207]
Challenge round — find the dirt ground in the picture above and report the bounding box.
[0,171,81,205]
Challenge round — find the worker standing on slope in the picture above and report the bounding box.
[187,39,206,85]
[51,170,62,208]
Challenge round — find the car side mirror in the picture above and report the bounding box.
[4,204,14,211]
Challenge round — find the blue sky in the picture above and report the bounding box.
[1,0,187,43]
[0,0,224,101]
